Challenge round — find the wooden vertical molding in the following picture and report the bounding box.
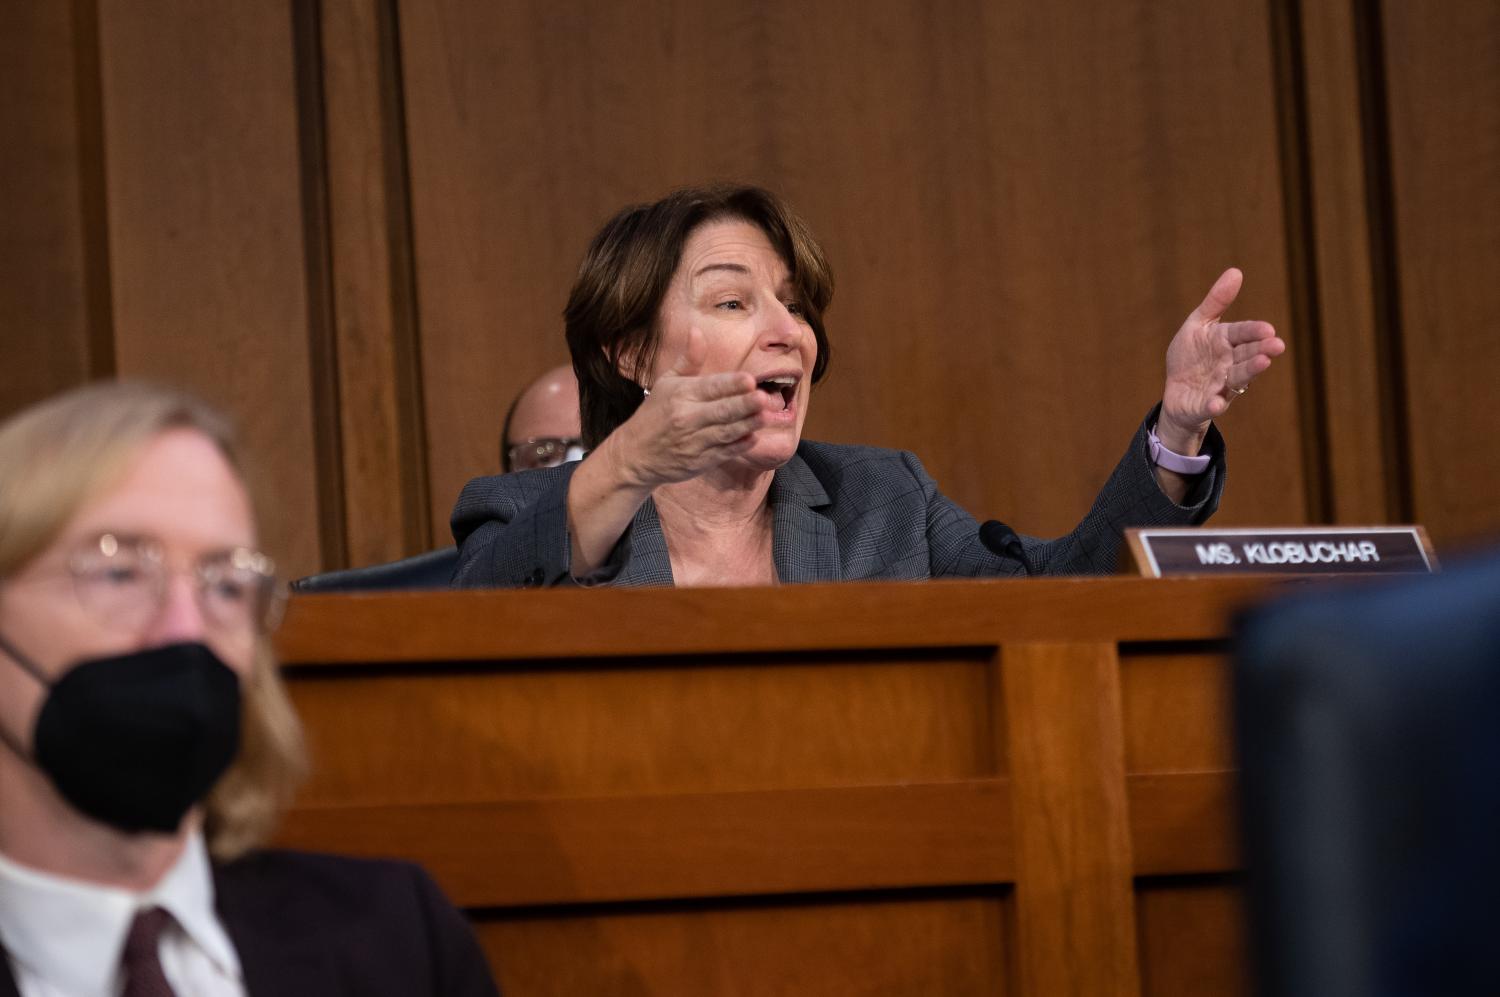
[1267,0,1334,526]
[999,641,1140,997]
[72,0,116,382]
[291,0,348,574]
[1296,0,1398,525]
[316,0,432,565]
[0,1,109,415]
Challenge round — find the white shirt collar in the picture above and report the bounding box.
[0,831,241,996]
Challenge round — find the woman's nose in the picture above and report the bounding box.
[144,573,209,644]
[760,301,804,350]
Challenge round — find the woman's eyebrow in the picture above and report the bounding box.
[692,262,751,279]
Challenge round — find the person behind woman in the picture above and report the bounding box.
[452,183,1285,588]
[0,383,499,996]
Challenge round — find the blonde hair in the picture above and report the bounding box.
[0,381,307,859]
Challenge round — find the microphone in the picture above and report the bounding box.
[980,520,1035,577]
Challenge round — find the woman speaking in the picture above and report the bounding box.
[452,184,1283,588]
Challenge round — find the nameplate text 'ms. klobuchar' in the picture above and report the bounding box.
[1123,526,1436,577]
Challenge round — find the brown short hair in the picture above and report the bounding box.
[564,184,835,448]
[0,381,307,860]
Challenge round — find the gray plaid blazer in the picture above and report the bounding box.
[450,407,1224,587]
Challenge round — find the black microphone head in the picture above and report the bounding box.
[980,520,1021,554]
[980,520,1033,576]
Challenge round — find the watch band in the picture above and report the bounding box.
[1147,423,1212,475]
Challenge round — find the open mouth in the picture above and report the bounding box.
[755,375,798,412]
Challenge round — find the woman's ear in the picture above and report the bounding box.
[611,341,638,383]
[610,332,654,388]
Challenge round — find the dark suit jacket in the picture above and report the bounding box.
[0,850,500,997]
[451,407,1225,587]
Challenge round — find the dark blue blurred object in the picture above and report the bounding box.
[291,546,458,593]
[1235,553,1500,997]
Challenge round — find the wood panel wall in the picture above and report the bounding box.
[3,0,1498,562]
[1380,0,1500,549]
[0,2,108,411]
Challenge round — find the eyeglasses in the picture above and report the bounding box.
[507,437,587,472]
[63,533,284,635]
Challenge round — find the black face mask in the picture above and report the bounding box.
[0,635,241,834]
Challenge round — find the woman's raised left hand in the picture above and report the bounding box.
[1157,267,1286,451]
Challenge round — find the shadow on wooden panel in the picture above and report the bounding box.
[1135,875,1248,997]
[477,889,1012,997]
[289,649,999,805]
[277,782,1015,909]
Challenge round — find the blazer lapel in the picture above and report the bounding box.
[615,497,676,586]
[770,452,841,583]
[616,454,838,585]
[215,867,339,997]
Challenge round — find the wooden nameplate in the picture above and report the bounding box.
[1123,525,1437,577]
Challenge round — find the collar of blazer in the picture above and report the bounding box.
[213,861,339,997]
[617,449,840,586]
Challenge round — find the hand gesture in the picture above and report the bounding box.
[1160,268,1285,439]
[612,328,773,487]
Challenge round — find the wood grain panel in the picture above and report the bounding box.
[1135,878,1248,997]
[272,773,1235,904]
[275,577,1292,662]
[319,0,432,563]
[94,1,324,577]
[1381,0,1500,547]
[1002,641,1139,996]
[289,652,994,804]
[0,1,106,416]
[396,0,1309,546]
[278,782,1015,906]
[476,893,1012,997]
[1297,0,1395,524]
[1128,773,1239,877]
[1120,648,1234,774]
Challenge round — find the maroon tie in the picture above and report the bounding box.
[121,907,178,997]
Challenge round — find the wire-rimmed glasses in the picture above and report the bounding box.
[65,532,284,634]
[507,437,586,472]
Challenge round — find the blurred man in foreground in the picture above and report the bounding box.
[1236,552,1500,997]
[0,382,499,996]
